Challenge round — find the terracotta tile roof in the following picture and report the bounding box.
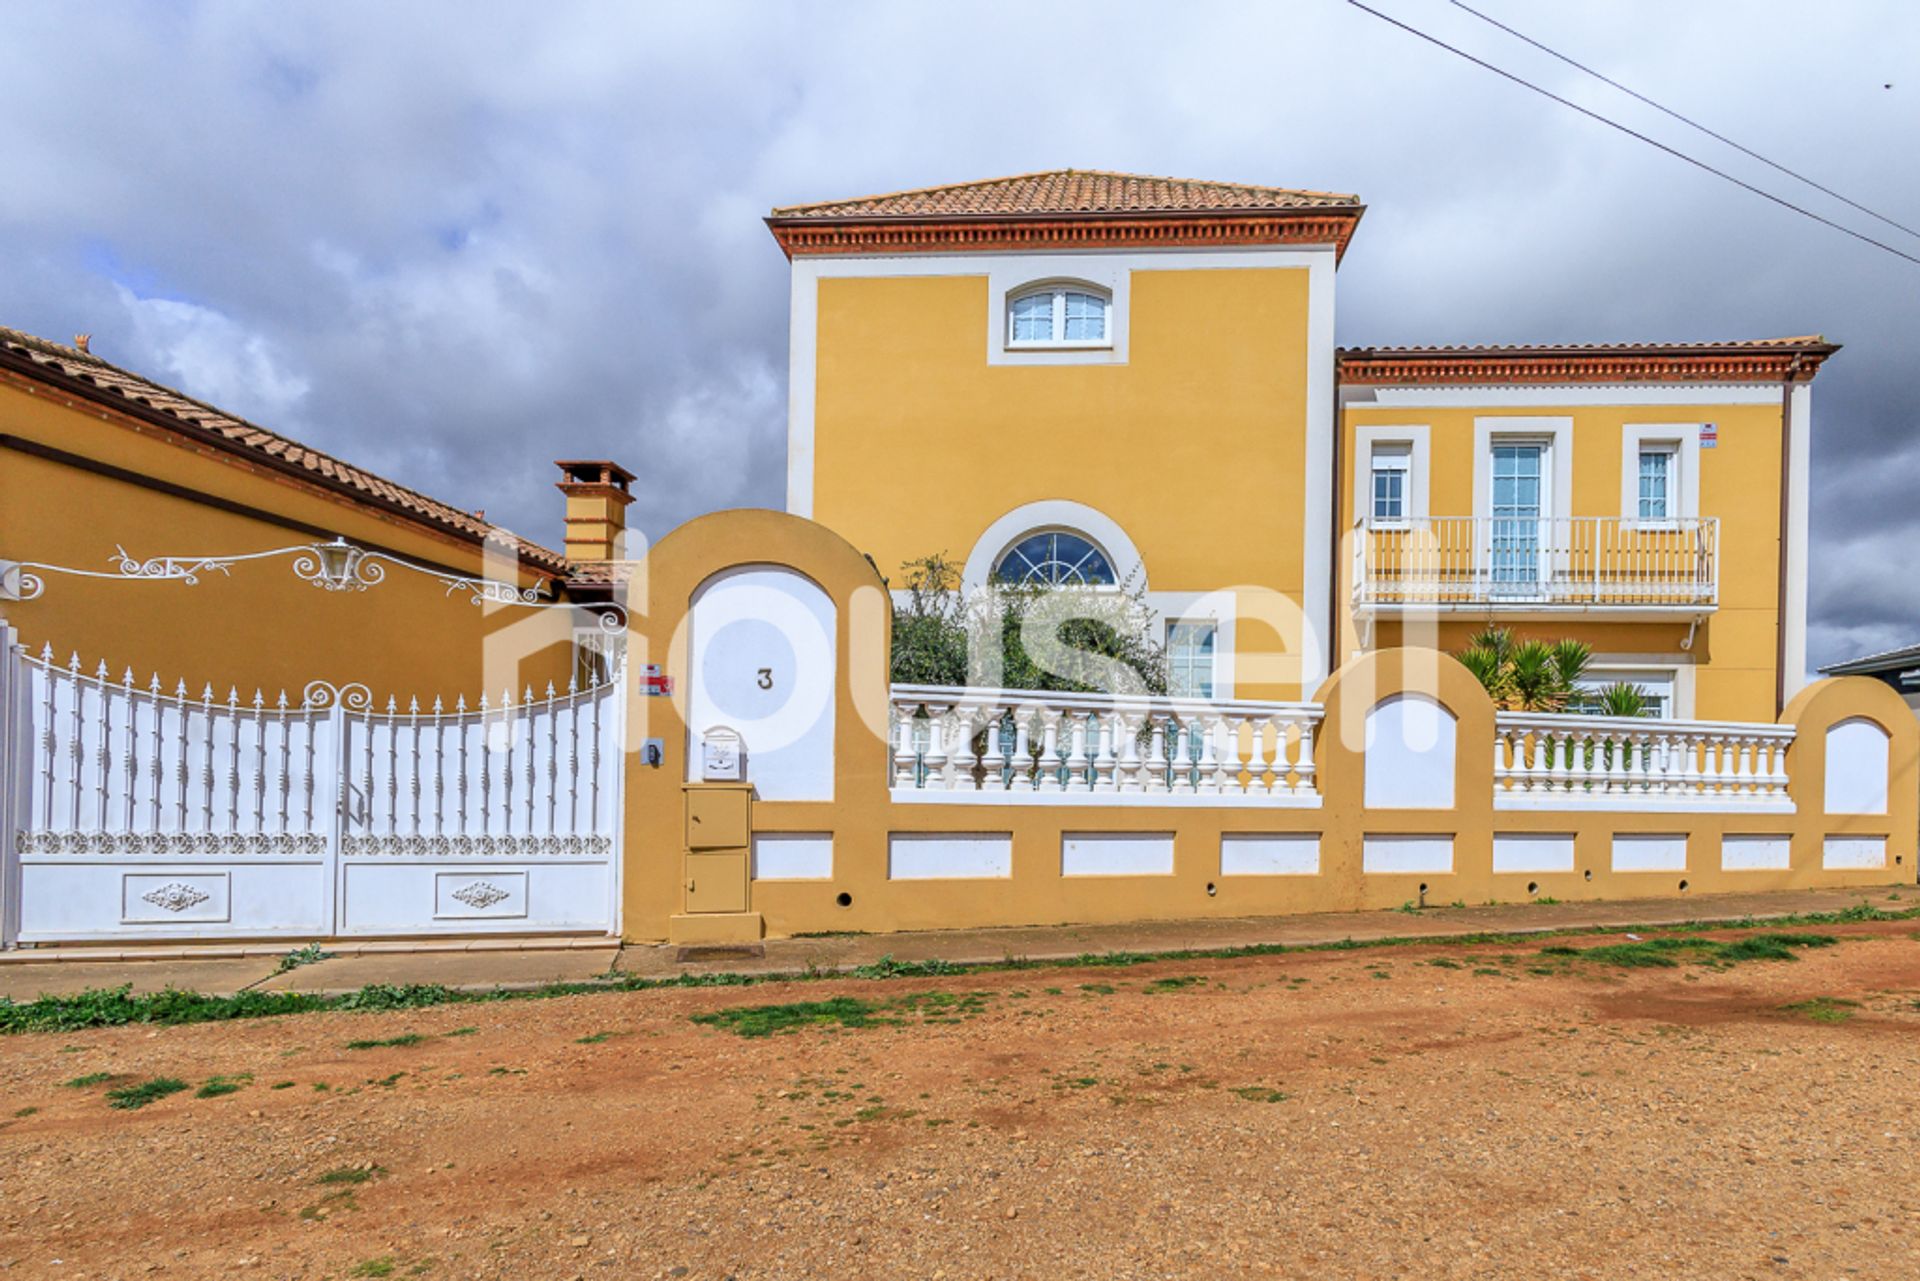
[1338,337,1838,386]
[767,170,1366,261]
[770,169,1361,220]
[0,324,566,574]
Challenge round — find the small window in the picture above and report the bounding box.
[1637,446,1675,522]
[1006,285,1110,348]
[993,531,1116,586]
[1570,671,1675,720]
[1371,446,1411,523]
[1167,621,1217,700]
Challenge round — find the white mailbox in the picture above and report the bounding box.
[700,726,745,782]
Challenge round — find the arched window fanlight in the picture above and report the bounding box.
[1007,285,1110,347]
[992,531,1117,586]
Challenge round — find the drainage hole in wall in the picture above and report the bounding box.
[1583,869,1593,882]
[834,891,853,908]
[1677,880,1690,893]
[1418,882,1429,895]
[1205,882,1217,897]
[1526,882,1539,896]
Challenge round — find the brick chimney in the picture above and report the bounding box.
[554,460,636,561]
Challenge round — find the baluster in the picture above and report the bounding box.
[477,693,492,836]
[173,679,190,833]
[1293,717,1318,796]
[949,707,979,792]
[971,707,1003,792]
[120,668,140,831]
[1010,706,1036,792]
[458,696,472,834]
[544,684,559,834]
[1195,718,1221,795]
[67,655,86,830]
[250,690,267,834]
[146,674,164,830]
[1732,734,1756,797]
[223,686,242,834]
[1063,713,1090,790]
[915,706,945,790]
[1093,713,1119,792]
[1145,716,1170,794]
[1213,714,1242,794]
[93,662,114,832]
[1493,724,1512,792]
[563,693,578,835]
[1522,726,1547,793]
[1116,713,1145,793]
[1244,716,1271,795]
[1545,725,1570,793]
[523,685,536,835]
[1700,733,1725,796]
[276,691,292,834]
[1604,726,1629,794]
[588,684,604,838]
[301,692,318,840]
[1765,734,1791,800]
[199,683,216,833]
[893,703,920,790]
[1170,717,1196,794]
[500,687,515,836]
[1037,712,1064,792]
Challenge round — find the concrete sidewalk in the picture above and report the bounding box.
[0,884,1909,1001]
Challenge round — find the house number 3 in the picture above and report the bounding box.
[756,667,773,690]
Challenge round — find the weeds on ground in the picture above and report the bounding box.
[106,1077,188,1110]
[346,1033,428,1050]
[1232,1086,1290,1103]
[275,943,334,974]
[318,1164,386,1185]
[1539,932,1836,970]
[62,1072,115,1088]
[5,905,1910,1035]
[348,1260,395,1279]
[196,1074,251,1098]
[1780,996,1860,1023]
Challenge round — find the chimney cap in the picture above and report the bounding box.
[554,459,636,489]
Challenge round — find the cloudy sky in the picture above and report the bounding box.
[1,1,1915,670]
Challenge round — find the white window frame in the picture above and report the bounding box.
[1352,425,1430,527]
[1634,443,1678,528]
[1573,659,1692,720]
[1166,618,1219,701]
[1620,423,1701,528]
[1004,283,1113,351]
[1369,445,1413,527]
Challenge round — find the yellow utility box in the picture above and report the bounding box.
[671,783,762,942]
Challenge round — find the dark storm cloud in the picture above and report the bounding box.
[1,0,1914,672]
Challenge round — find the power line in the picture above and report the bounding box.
[1342,0,1920,267]
[1448,0,1920,243]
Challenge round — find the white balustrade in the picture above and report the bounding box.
[1353,516,1718,609]
[889,685,1322,805]
[1493,712,1793,811]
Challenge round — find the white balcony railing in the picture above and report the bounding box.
[890,685,1323,804]
[1494,712,1793,811]
[1353,516,1718,610]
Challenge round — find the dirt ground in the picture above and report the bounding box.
[3,919,1918,1280]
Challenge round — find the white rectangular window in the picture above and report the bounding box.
[1370,446,1411,523]
[1637,446,1674,522]
[1167,621,1216,700]
[1570,670,1675,720]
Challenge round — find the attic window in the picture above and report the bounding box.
[1007,285,1110,348]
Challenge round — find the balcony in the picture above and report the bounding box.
[1352,516,1718,617]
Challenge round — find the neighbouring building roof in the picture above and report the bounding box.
[1338,337,1839,386]
[767,169,1366,260]
[1820,641,1920,677]
[0,324,567,575]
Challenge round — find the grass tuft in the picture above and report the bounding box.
[1780,996,1860,1023]
[345,1033,427,1050]
[106,1077,188,1110]
[196,1074,251,1098]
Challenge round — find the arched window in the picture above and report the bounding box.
[1007,284,1110,347]
[992,531,1117,586]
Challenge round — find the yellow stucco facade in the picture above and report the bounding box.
[1340,398,1792,721]
[807,262,1324,700]
[0,365,576,705]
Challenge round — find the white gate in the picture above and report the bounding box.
[0,621,623,945]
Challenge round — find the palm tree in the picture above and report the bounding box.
[1456,627,1592,712]
[1596,681,1650,718]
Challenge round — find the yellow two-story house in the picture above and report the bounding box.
[769,169,1829,723]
